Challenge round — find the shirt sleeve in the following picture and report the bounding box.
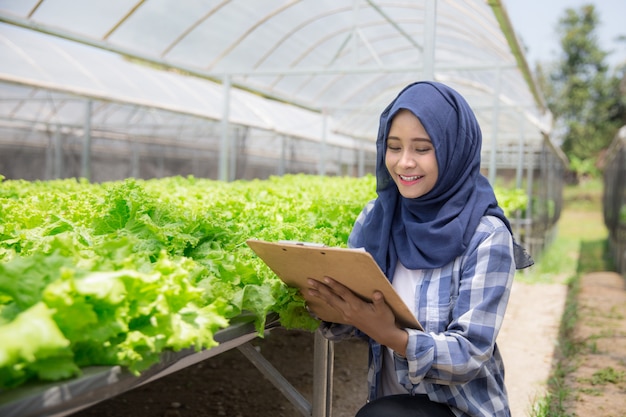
[318,200,375,342]
[347,199,375,248]
[402,217,515,386]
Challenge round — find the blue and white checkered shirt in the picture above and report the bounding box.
[320,202,515,417]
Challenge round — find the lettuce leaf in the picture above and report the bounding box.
[0,302,78,389]
[0,174,379,389]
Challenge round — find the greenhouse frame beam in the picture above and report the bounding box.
[220,75,231,182]
[422,0,437,80]
[365,0,424,53]
[0,13,319,114]
[198,62,518,77]
[81,100,92,181]
[0,13,518,111]
[488,0,547,113]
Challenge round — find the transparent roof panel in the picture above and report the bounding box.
[0,0,554,155]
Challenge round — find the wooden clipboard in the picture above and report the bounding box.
[246,239,422,330]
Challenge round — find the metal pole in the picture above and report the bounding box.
[54,124,62,179]
[352,0,360,65]
[312,329,334,417]
[279,134,286,176]
[515,113,525,189]
[488,68,502,185]
[525,149,534,254]
[81,100,92,181]
[422,0,437,80]
[219,75,231,181]
[229,126,237,181]
[358,139,365,177]
[319,111,328,176]
[238,342,312,417]
[131,142,140,178]
[515,113,525,241]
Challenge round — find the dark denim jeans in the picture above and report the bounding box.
[355,394,456,417]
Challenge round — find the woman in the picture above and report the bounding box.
[305,81,533,417]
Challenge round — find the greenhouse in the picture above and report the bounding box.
[0,1,568,416]
[0,0,566,251]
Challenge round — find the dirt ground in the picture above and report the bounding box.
[498,280,568,416]
[76,326,369,417]
[563,272,626,417]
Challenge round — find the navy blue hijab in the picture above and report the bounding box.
[352,81,532,279]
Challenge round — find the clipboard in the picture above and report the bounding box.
[246,239,422,330]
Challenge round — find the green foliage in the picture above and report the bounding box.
[493,186,528,217]
[0,174,531,389]
[587,367,625,385]
[568,155,599,179]
[536,4,626,177]
[0,175,376,389]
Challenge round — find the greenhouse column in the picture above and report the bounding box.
[515,113,526,189]
[81,99,92,181]
[313,330,333,417]
[279,134,286,176]
[229,126,238,181]
[220,75,231,181]
[525,148,534,255]
[319,111,328,176]
[515,113,526,240]
[54,124,63,179]
[488,68,503,185]
[422,0,436,80]
[131,142,140,178]
[357,139,365,177]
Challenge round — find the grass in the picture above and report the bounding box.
[588,367,625,386]
[528,178,617,417]
[516,178,608,285]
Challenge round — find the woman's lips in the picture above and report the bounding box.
[398,174,422,185]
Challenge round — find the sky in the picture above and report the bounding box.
[503,0,626,69]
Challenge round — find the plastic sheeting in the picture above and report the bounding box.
[0,0,553,155]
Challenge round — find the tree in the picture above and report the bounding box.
[537,4,626,180]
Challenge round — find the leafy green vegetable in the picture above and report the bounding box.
[0,174,376,389]
[0,302,78,388]
[0,174,529,390]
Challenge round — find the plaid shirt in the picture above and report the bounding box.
[320,202,515,417]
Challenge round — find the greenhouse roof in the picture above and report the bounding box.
[0,0,558,169]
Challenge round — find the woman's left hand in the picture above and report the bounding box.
[305,277,408,355]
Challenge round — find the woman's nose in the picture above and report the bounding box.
[399,150,416,167]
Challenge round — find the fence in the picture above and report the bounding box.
[603,126,626,276]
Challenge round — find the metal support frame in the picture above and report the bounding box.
[220,75,231,181]
[237,329,334,417]
[422,0,437,80]
[319,111,328,176]
[312,330,334,417]
[488,67,503,185]
[0,313,336,417]
[81,100,92,181]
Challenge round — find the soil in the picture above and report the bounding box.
[75,328,370,417]
[563,272,626,417]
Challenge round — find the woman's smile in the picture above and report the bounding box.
[398,174,423,184]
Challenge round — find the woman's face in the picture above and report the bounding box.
[385,109,438,199]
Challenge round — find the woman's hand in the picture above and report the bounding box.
[305,277,408,356]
